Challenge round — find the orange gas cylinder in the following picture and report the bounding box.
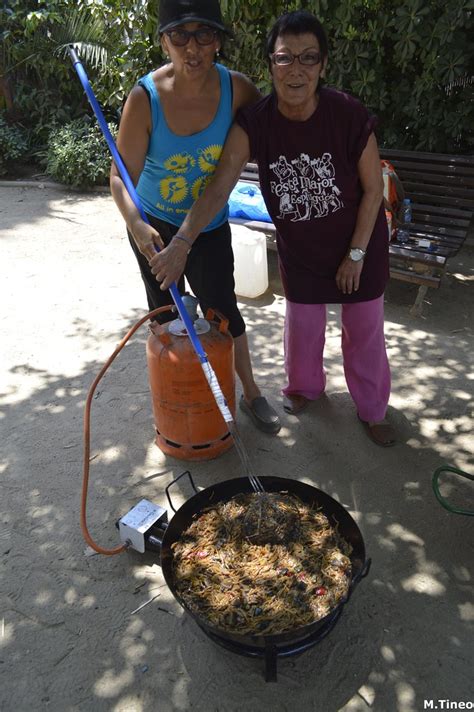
[146,307,235,461]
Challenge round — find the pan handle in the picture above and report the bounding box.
[165,470,198,512]
[348,557,371,597]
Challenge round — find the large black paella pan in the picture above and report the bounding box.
[149,472,370,681]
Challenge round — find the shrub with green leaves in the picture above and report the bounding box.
[0,116,28,176]
[2,0,473,155]
[46,118,117,188]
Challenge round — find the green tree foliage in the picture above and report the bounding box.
[221,0,473,152]
[1,0,472,158]
[1,0,120,146]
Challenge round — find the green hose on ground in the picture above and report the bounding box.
[432,465,474,516]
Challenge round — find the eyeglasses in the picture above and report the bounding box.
[165,27,218,47]
[271,50,322,67]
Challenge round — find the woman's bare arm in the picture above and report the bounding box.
[336,133,384,294]
[349,133,384,253]
[150,124,251,290]
[110,86,163,261]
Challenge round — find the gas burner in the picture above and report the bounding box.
[119,472,370,684]
[196,607,343,681]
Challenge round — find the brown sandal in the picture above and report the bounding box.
[283,394,311,415]
[358,416,396,447]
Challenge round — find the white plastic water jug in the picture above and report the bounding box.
[231,224,269,298]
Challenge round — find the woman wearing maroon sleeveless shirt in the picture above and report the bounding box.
[153,10,396,446]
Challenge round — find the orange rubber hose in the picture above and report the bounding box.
[81,306,173,555]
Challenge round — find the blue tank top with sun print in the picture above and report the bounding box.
[136,63,231,229]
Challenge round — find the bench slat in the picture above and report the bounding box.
[410,222,468,239]
[381,149,474,167]
[411,203,472,222]
[396,171,474,189]
[401,179,474,204]
[412,214,470,230]
[389,244,447,265]
[403,189,474,210]
[389,268,441,288]
[402,238,461,256]
[387,161,474,178]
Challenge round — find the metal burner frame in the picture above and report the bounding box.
[197,607,343,681]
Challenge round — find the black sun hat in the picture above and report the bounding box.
[159,0,230,34]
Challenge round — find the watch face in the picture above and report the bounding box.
[349,249,363,262]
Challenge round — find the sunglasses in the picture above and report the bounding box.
[165,27,218,47]
[271,50,322,67]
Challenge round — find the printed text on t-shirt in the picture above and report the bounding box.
[269,152,343,222]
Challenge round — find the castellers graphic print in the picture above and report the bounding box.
[269,152,343,222]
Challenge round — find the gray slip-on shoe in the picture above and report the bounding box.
[239,395,281,434]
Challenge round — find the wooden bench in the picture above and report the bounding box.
[230,151,474,315]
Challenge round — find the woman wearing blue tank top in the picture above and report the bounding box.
[110,0,280,434]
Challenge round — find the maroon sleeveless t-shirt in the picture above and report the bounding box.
[236,87,389,303]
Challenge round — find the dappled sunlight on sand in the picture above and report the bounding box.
[1,188,472,711]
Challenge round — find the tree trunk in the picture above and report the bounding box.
[0,74,14,112]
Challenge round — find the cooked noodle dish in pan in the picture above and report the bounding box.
[171,492,352,636]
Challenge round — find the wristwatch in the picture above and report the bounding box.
[348,247,366,262]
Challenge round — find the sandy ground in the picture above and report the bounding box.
[1,184,473,712]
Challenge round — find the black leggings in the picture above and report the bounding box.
[127,215,246,338]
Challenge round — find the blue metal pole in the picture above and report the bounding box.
[68,46,233,423]
[68,45,208,361]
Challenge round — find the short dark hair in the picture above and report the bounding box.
[265,10,328,63]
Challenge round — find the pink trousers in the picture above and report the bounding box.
[282,295,391,422]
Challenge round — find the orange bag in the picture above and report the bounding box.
[381,159,405,240]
